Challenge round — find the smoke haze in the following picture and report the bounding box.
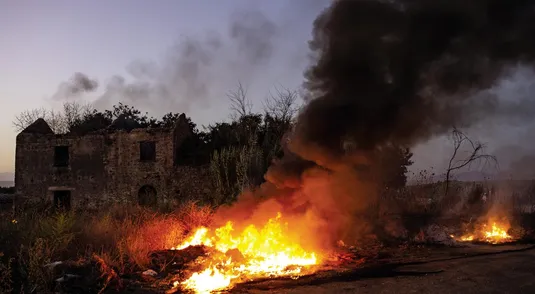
[215,0,535,250]
[412,66,535,179]
[52,72,99,100]
[93,9,280,115]
[50,2,330,120]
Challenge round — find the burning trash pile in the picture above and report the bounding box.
[168,213,320,293]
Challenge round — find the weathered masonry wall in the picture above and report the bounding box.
[105,128,212,206]
[15,133,108,208]
[15,119,213,209]
[105,129,174,204]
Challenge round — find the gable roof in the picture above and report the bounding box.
[20,118,54,135]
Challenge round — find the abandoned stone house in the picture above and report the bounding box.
[14,115,211,210]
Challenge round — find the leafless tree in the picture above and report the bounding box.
[444,127,498,196]
[227,82,252,119]
[12,108,49,132]
[62,101,94,129]
[263,86,300,123]
[47,109,69,134]
[12,101,94,134]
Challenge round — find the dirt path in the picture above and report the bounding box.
[234,245,535,294]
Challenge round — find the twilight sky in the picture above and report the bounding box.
[2,0,535,181]
[0,0,328,175]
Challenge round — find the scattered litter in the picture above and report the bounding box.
[424,224,456,245]
[143,269,158,277]
[44,261,63,269]
[56,274,81,283]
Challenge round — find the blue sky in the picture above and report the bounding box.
[0,0,329,175]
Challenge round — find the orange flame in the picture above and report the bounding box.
[454,220,513,244]
[171,212,320,293]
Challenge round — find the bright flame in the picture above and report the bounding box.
[454,220,513,244]
[172,212,319,293]
[483,222,512,244]
[459,235,474,242]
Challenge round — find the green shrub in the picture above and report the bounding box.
[210,138,265,205]
[39,212,76,255]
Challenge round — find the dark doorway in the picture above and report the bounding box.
[53,190,71,210]
[138,185,157,206]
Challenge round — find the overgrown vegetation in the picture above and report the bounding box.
[0,200,212,293]
[1,179,534,292]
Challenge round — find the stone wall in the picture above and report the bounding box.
[15,120,212,209]
[106,128,174,205]
[15,133,108,208]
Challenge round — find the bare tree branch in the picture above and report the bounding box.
[62,101,94,130]
[227,82,252,119]
[263,85,300,123]
[12,101,95,134]
[12,108,48,132]
[444,127,498,195]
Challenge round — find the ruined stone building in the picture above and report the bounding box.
[15,115,211,209]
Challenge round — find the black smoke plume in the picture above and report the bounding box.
[294,0,535,159]
[215,0,535,249]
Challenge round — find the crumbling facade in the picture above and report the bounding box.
[15,115,212,209]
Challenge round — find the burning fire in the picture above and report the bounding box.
[171,212,320,293]
[452,220,513,244]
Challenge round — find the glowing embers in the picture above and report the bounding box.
[171,212,319,293]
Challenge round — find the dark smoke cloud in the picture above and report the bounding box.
[52,72,98,100]
[216,0,535,249]
[294,0,535,159]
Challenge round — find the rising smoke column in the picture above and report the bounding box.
[216,0,535,249]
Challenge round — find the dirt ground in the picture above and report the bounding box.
[232,244,535,294]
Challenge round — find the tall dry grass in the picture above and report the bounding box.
[0,200,213,292]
